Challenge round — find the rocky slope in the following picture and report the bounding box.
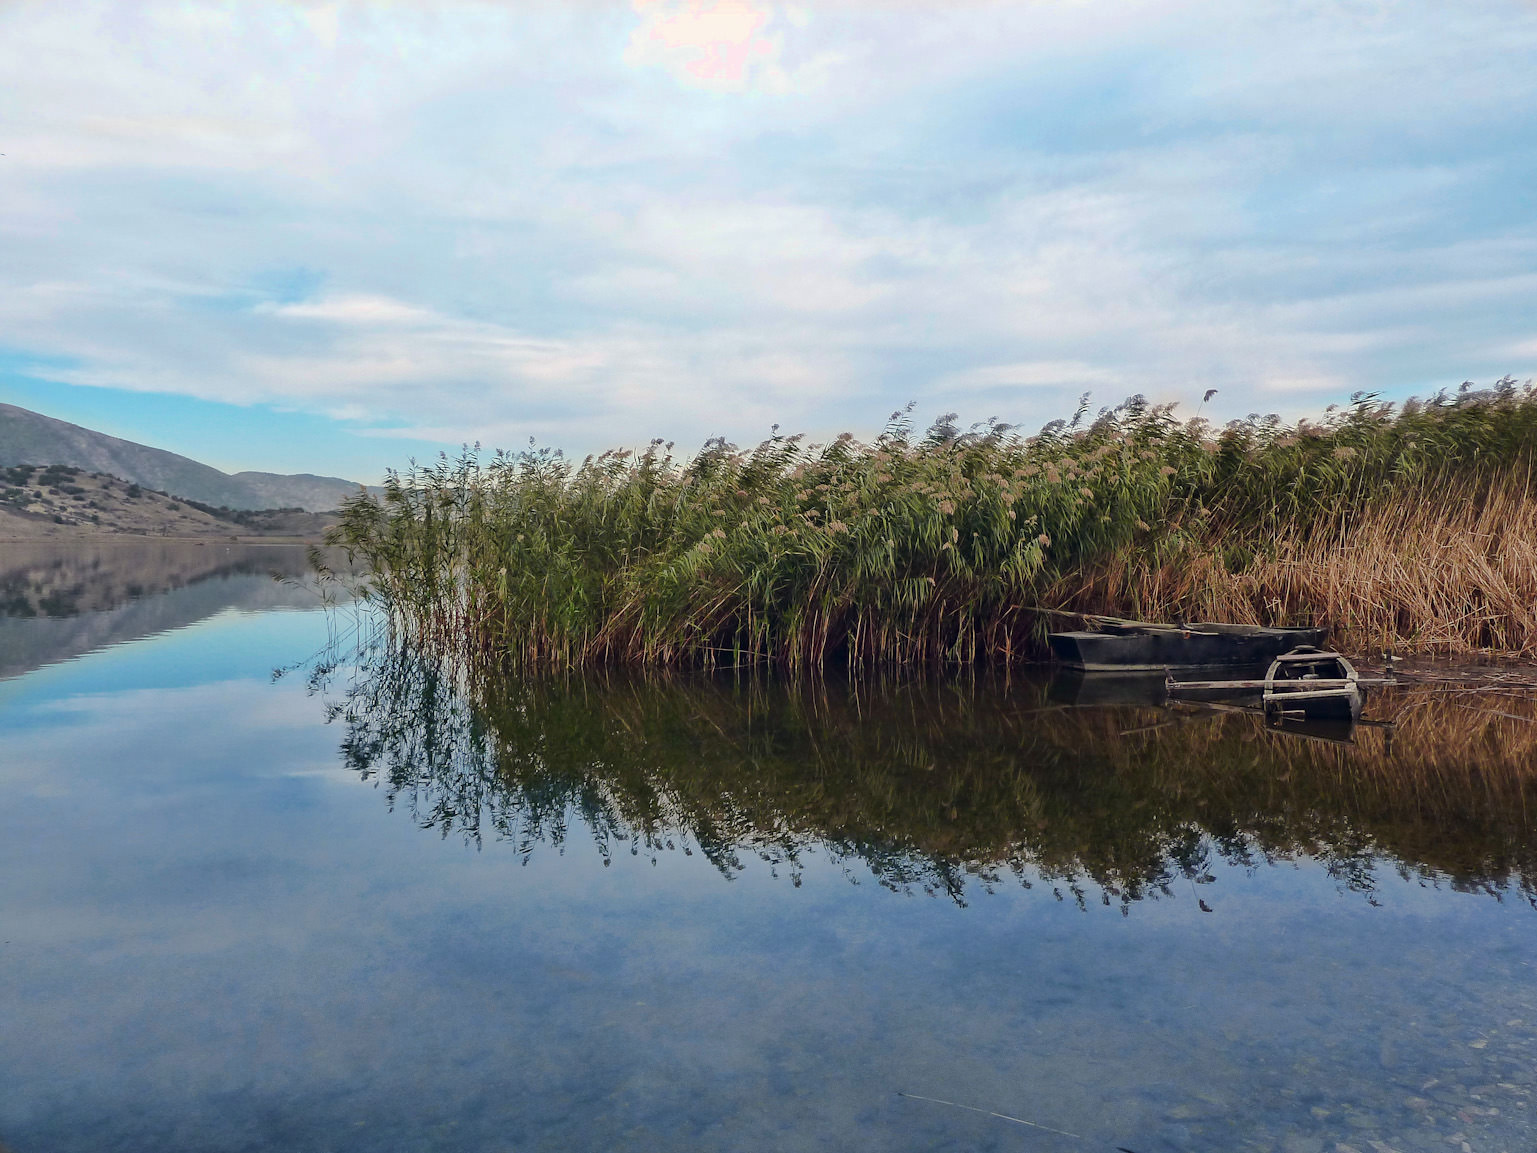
[0,463,335,540]
[0,403,374,510]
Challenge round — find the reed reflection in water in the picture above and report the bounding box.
[6,597,1537,1153]
[329,638,1537,913]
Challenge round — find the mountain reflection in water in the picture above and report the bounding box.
[330,642,1537,912]
[0,541,347,680]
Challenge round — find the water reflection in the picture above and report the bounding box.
[331,643,1537,911]
[0,541,340,679]
[4,602,1537,1153]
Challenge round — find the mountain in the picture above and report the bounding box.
[0,403,373,510]
[225,470,372,512]
[0,463,336,541]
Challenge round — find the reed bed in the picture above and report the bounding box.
[330,378,1537,668]
[1093,474,1537,654]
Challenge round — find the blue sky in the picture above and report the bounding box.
[1,0,1535,482]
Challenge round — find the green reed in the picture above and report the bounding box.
[330,378,1537,668]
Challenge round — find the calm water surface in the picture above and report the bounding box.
[1,544,1534,1153]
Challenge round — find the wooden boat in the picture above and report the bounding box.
[1261,646,1364,721]
[1048,617,1328,672]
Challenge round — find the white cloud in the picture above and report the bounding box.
[935,360,1127,393]
[0,0,1535,463]
[261,296,436,326]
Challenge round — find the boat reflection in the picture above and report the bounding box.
[328,641,1537,911]
[1265,714,1364,745]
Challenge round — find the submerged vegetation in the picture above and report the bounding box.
[331,379,1537,668]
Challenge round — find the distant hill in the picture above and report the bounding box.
[0,462,336,541]
[0,403,375,510]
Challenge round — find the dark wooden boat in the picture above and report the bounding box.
[1262,647,1363,721]
[1048,617,1328,672]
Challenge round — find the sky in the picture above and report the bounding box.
[1,0,1535,482]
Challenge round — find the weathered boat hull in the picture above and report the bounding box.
[1262,647,1364,721]
[1263,684,1363,721]
[1049,625,1329,672]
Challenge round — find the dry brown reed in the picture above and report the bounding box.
[1065,473,1537,657]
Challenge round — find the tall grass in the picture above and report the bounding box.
[330,378,1537,667]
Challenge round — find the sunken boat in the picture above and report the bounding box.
[1047,617,1329,672]
[1165,647,1386,722]
[1261,646,1364,722]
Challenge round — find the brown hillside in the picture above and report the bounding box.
[0,463,335,542]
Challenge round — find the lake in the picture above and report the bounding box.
[1,542,1534,1153]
